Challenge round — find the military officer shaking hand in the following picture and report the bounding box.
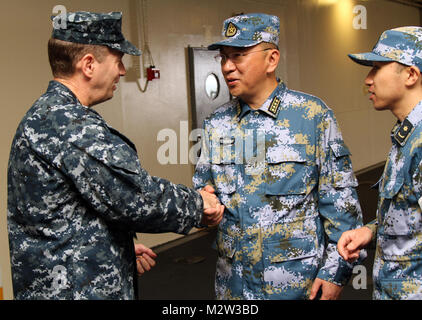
[7,11,223,300]
[193,13,365,300]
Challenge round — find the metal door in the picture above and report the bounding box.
[188,46,231,130]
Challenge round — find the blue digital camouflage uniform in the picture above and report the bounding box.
[193,82,364,299]
[7,81,204,300]
[366,102,422,299]
[7,11,204,300]
[8,12,202,299]
[8,81,204,300]
[349,26,422,300]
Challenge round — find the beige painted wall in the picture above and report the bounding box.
[291,0,419,170]
[0,0,419,299]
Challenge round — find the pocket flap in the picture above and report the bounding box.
[329,141,351,158]
[265,174,311,196]
[380,178,404,199]
[266,144,307,164]
[71,133,141,175]
[265,237,317,263]
[380,232,422,261]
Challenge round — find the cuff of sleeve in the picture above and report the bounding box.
[364,220,377,247]
[193,190,205,229]
[317,243,354,286]
[317,259,353,286]
[364,220,377,236]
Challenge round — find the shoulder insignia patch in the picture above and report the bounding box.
[394,118,414,146]
[267,97,281,117]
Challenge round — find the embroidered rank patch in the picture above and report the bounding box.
[268,97,281,117]
[225,22,238,37]
[394,118,414,146]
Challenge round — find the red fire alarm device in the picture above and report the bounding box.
[147,66,160,81]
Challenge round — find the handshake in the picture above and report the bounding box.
[198,185,225,227]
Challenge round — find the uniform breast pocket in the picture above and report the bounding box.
[265,144,315,196]
[378,172,422,278]
[380,176,422,238]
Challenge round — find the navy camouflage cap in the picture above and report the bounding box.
[51,11,141,56]
[349,26,422,70]
[208,13,279,50]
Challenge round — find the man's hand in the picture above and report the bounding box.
[309,278,343,300]
[337,227,373,263]
[199,185,224,227]
[135,243,157,275]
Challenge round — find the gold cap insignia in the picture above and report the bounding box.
[225,22,238,38]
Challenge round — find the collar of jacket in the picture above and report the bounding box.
[47,80,104,120]
[236,81,286,121]
[47,81,138,152]
[391,99,422,147]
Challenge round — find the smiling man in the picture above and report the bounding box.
[7,11,224,300]
[193,13,365,300]
[338,26,422,300]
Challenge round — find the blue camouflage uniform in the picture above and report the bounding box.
[7,12,203,300]
[370,102,422,299]
[194,12,364,300]
[193,81,364,299]
[349,26,422,300]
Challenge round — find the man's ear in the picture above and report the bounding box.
[405,65,421,87]
[77,53,96,79]
[266,49,280,74]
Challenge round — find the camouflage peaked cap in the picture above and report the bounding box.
[51,11,141,56]
[349,26,422,70]
[208,13,279,50]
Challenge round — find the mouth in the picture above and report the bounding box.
[226,78,239,87]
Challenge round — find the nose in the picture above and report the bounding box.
[221,58,236,74]
[364,68,374,87]
[119,61,126,77]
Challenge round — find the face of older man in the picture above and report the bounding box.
[90,49,126,105]
[219,44,274,104]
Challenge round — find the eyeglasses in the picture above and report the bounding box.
[214,48,273,64]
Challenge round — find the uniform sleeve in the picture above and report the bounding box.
[316,108,366,286]
[364,219,378,237]
[60,120,203,235]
